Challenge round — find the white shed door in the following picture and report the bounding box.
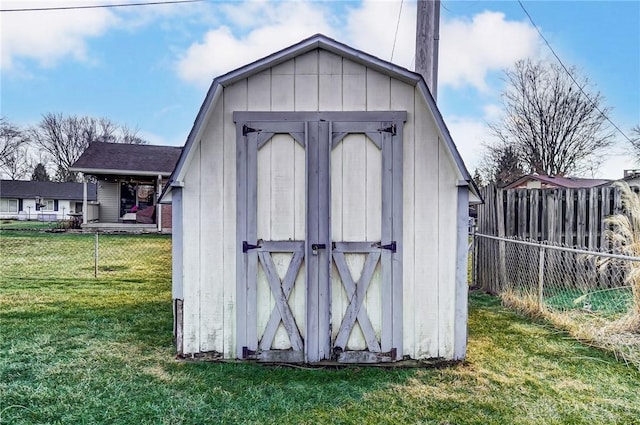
[236,112,404,363]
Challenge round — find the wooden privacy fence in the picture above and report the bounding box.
[476,184,622,249]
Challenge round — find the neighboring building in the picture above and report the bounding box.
[162,34,479,364]
[622,169,640,186]
[0,180,97,220]
[70,142,182,232]
[505,174,611,190]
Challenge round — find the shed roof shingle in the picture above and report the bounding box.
[70,142,182,176]
[0,180,97,201]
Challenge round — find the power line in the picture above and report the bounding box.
[390,0,404,62]
[0,0,205,13]
[517,0,632,143]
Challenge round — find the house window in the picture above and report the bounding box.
[120,181,155,216]
[41,199,55,211]
[0,199,18,213]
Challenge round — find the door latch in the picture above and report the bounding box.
[311,243,326,255]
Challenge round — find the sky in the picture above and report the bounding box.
[1,0,639,180]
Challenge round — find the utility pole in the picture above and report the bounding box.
[415,0,440,101]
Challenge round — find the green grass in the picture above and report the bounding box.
[0,231,171,279]
[545,287,633,315]
[2,233,640,424]
[0,219,57,230]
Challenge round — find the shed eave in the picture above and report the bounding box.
[416,79,481,201]
[160,82,224,203]
[215,34,422,89]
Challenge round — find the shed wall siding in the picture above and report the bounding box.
[180,49,462,360]
[412,92,441,358]
[437,142,460,359]
[199,104,225,354]
[182,142,201,354]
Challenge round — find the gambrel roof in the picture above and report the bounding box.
[163,33,479,201]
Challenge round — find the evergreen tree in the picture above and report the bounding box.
[31,163,51,181]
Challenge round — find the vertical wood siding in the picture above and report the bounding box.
[256,134,306,349]
[97,180,119,223]
[330,134,383,350]
[180,49,462,360]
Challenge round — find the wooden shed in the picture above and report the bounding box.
[162,34,479,364]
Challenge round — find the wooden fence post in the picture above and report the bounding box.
[496,189,507,293]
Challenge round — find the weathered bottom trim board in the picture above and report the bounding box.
[257,350,305,363]
[173,299,183,356]
[174,356,460,369]
[177,350,224,361]
[336,350,395,364]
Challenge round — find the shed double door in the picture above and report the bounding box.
[236,112,404,363]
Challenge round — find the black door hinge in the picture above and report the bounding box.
[373,241,396,253]
[243,124,258,136]
[378,123,396,135]
[242,346,257,359]
[242,241,261,252]
[378,347,397,360]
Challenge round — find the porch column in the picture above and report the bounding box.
[157,174,162,232]
[82,176,88,225]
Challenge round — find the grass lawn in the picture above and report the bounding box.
[0,219,57,230]
[1,234,640,424]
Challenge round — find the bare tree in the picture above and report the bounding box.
[29,113,148,182]
[629,125,640,163]
[488,59,614,176]
[0,117,30,179]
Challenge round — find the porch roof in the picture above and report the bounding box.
[70,142,182,176]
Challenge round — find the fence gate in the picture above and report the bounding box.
[236,112,404,363]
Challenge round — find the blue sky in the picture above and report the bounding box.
[1,0,639,179]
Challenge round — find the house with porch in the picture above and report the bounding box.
[70,142,182,232]
[0,180,96,221]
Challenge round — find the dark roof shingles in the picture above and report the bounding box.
[507,174,611,189]
[0,180,97,201]
[71,142,182,174]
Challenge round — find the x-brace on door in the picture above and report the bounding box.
[236,111,405,363]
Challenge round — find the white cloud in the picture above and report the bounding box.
[175,0,418,87]
[445,113,496,172]
[0,1,119,70]
[175,2,542,93]
[176,1,335,86]
[439,11,542,90]
[343,0,416,68]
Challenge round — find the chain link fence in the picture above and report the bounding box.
[0,230,171,282]
[474,232,640,369]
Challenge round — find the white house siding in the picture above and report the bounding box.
[179,49,464,360]
[1,198,78,220]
